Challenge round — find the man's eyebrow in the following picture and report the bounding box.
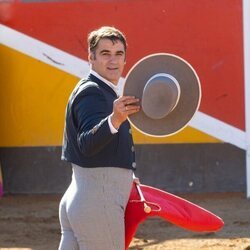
[100,49,111,54]
[116,50,125,54]
[99,50,125,54]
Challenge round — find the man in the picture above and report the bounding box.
[59,26,140,250]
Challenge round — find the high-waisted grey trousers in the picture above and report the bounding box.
[58,164,133,250]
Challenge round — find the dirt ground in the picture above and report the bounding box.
[0,192,250,250]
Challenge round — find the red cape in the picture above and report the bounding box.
[125,183,224,249]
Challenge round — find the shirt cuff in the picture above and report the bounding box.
[108,115,118,134]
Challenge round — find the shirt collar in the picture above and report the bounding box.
[90,69,119,95]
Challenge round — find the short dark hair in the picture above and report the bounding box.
[88,26,127,53]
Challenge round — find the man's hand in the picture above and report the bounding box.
[110,96,140,129]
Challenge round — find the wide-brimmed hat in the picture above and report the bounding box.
[123,53,201,137]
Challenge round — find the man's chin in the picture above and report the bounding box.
[107,76,120,85]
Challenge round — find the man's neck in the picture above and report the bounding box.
[90,69,119,95]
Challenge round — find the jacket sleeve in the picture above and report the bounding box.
[73,85,115,156]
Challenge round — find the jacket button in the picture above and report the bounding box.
[132,162,136,168]
[131,146,135,152]
[129,129,132,134]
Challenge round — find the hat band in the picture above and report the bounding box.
[142,73,181,120]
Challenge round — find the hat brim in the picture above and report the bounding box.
[123,53,201,137]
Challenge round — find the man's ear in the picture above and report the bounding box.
[88,53,93,63]
[88,52,96,63]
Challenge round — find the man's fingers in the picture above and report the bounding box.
[115,97,140,110]
[125,104,140,110]
[119,96,140,105]
[126,109,140,115]
[119,96,136,101]
[114,96,140,119]
[125,105,140,113]
[125,98,140,105]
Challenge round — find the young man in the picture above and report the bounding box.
[59,26,140,250]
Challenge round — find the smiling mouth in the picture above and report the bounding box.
[107,67,118,70]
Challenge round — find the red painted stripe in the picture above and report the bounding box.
[1,0,245,129]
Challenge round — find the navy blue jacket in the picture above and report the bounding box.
[61,74,136,170]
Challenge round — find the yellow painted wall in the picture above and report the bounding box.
[131,126,220,144]
[0,45,78,146]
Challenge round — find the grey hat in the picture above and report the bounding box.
[123,53,201,137]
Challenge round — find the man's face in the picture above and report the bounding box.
[89,38,126,85]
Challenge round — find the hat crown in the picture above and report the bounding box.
[142,73,181,120]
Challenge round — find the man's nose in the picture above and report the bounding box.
[109,55,118,63]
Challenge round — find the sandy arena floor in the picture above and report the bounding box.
[0,192,250,250]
